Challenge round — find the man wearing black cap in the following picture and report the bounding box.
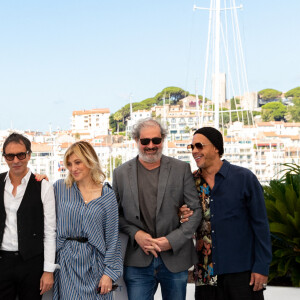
[181,127,272,300]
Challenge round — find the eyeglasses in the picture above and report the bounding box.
[187,143,211,151]
[3,151,30,161]
[139,137,162,145]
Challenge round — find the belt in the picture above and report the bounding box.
[66,237,88,243]
[0,250,20,257]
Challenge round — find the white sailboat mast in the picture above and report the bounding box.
[129,93,133,119]
[214,0,221,129]
[194,0,243,130]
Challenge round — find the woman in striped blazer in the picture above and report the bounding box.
[53,141,123,299]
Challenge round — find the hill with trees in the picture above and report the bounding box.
[285,87,300,98]
[258,88,282,100]
[109,85,300,133]
[286,87,300,122]
[261,102,287,122]
[259,87,300,122]
[110,86,189,132]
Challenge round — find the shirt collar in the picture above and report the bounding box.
[198,159,230,178]
[4,169,32,184]
[216,159,230,178]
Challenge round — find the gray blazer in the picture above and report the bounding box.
[113,155,202,273]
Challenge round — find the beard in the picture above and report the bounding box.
[138,145,163,164]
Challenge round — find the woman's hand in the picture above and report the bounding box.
[98,274,112,294]
[35,173,49,181]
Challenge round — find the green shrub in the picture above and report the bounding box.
[263,163,300,287]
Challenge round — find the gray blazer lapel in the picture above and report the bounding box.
[156,155,171,215]
[128,158,140,212]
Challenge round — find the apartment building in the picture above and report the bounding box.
[126,109,152,133]
[71,108,110,138]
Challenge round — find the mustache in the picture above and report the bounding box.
[144,147,158,151]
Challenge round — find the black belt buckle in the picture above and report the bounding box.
[77,237,88,243]
[66,237,88,243]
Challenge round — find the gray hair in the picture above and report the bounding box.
[131,118,168,140]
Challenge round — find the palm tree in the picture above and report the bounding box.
[113,111,123,134]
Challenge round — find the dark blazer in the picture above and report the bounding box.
[113,155,202,273]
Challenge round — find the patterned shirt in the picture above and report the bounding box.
[193,169,217,286]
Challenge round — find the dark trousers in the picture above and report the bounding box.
[217,271,264,300]
[195,285,218,300]
[0,250,43,300]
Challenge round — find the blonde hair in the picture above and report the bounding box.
[64,141,106,187]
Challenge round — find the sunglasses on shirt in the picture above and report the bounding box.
[3,151,30,161]
[139,137,162,146]
[97,283,118,294]
[187,143,211,151]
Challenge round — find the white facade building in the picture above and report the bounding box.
[71,108,110,138]
[0,114,299,186]
[126,110,152,133]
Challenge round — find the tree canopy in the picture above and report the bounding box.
[287,98,300,122]
[111,86,189,132]
[261,102,287,121]
[140,97,156,107]
[230,97,241,110]
[110,85,300,132]
[285,87,300,98]
[220,108,259,127]
[154,87,188,104]
[258,88,282,100]
[113,111,123,133]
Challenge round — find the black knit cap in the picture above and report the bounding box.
[194,127,224,156]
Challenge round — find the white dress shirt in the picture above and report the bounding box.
[1,170,57,272]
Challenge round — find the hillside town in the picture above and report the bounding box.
[0,93,299,185]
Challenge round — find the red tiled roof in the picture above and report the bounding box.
[72,108,110,116]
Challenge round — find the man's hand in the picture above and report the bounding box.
[98,274,112,294]
[146,237,172,252]
[249,272,268,291]
[40,271,54,295]
[179,204,193,223]
[135,230,160,257]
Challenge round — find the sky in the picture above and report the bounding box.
[0,0,299,132]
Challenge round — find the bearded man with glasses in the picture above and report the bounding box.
[113,118,202,300]
[0,133,56,300]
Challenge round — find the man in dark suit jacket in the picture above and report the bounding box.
[113,118,201,300]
